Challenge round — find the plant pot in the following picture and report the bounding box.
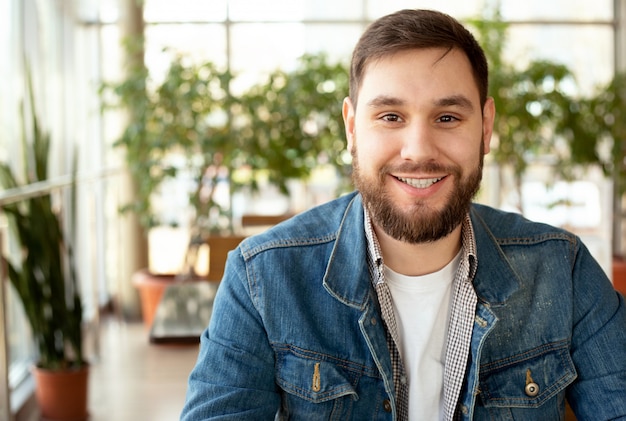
[132,269,175,327]
[132,235,245,327]
[33,364,89,421]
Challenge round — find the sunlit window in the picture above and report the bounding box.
[0,0,619,414]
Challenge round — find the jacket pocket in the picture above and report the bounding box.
[478,340,576,408]
[275,347,359,419]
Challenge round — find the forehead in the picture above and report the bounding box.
[357,48,480,107]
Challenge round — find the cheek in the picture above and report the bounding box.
[353,127,398,159]
[453,142,484,171]
[353,138,389,170]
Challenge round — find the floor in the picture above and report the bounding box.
[87,318,200,421]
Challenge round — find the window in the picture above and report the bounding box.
[0,0,618,413]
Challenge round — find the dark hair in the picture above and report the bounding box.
[349,9,488,108]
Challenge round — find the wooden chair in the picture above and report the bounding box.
[205,214,293,281]
[206,235,246,281]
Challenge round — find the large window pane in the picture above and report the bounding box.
[302,24,363,62]
[145,24,227,83]
[230,23,305,92]
[367,0,484,20]
[229,0,305,21]
[505,25,614,95]
[500,0,612,21]
[144,0,227,22]
[303,0,366,20]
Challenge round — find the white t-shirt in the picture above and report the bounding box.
[384,251,461,421]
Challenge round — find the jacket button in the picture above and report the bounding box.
[383,399,392,412]
[525,382,539,397]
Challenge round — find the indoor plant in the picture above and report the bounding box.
[101,50,349,240]
[102,50,350,323]
[470,7,580,210]
[0,75,87,420]
[101,49,348,258]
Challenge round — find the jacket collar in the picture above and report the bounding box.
[323,193,373,310]
[322,194,521,309]
[470,205,521,306]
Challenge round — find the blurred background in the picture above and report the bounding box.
[1,0,625,419]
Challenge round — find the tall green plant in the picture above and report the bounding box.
[567,73,626,192]
[0,75,83,370]
[101,51,236,231]
[469,6,579,208]
[238,53,350,193]
[101,50,350,238]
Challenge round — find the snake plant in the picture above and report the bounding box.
[0,74,83,370]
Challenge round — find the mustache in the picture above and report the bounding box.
[380,161,461,177]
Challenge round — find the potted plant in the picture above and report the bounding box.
[101,50,350,324]
[563,72,626,293]
[472,5,626,293]
[101,50,349,238]
[0,76,88,420]
[469,7,580,211]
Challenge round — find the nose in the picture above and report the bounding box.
[400,121,438,162]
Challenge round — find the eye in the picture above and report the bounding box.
[381,113,402,122]
[437,114,459,123]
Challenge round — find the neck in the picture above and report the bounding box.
[374,224,462,277]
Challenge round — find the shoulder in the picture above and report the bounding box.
[470,203,576,244]
[239,192,363,257]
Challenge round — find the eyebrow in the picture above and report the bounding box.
[434,94,475,111]
[366,95,405,108]
[366,94,475,111]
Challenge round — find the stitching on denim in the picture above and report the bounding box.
[272,342,381,379]
[274,347,362,402]
[480,339,570,372]
[241,234,338,260]
[278,376,356,402]
[478,339,576,405]
[495,232,576,247]
[481,371,573,406]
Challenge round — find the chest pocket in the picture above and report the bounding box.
[275,348,359,420]
[478,340,576,408]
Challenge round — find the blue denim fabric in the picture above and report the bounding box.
[181,192,626,421]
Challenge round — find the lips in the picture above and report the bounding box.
[396,176,444,189]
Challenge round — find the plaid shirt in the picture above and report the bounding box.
[364,209,478,421]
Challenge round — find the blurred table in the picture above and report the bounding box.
[149,281,219,344]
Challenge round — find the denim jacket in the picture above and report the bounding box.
[181,192,626,420]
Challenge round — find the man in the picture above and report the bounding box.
[181,9,626,420]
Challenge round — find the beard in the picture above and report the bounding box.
[352,142,484,244]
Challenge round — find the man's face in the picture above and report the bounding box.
[343,48,495,244]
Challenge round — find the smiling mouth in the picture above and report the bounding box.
[396,176,444,189]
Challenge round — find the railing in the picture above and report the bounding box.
[0,167,121,420]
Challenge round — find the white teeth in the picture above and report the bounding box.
[398,176,443,188]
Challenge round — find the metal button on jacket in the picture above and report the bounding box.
[525,382,540,397]
[383,399,392,412]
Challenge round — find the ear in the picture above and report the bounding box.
[481,97,495,154]
[342,97,356,151]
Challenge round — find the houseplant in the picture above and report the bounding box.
[471,5,626,291]
[101,50,349,238]
[469,7,579,210]
[563,71,626,292]
[100,47,348,322]
[102,50,350,322]
[0,75,87,420]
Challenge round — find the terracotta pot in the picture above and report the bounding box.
[132,269,175,327]
[33,365,89,421]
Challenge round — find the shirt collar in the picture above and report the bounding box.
[363,207,478,282]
